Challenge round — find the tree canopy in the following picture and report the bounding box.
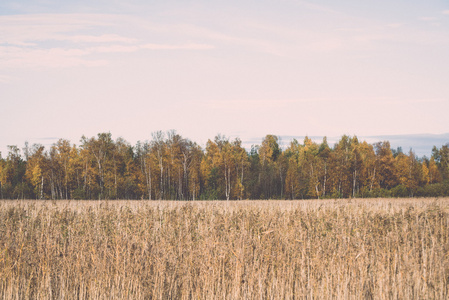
[1,132,448,200]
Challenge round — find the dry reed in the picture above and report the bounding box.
[0,198,448,299]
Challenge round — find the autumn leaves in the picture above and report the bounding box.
[0,132,448,200]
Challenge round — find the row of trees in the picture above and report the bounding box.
[1,131,448,200]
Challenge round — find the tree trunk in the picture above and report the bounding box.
[40,175,44,199]
[323,163,327,197]
[370,167,376,192]
[159,161,163,200]
[149,164,152,200]
[224,163,231,201]
[353,170,357,198]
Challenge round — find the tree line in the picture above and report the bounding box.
[1,131,448,200]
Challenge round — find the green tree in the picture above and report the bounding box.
[438,145,449,181]
[4,146,28,199]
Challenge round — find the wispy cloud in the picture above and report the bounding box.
[0,14,110,45]
[2,8,448,71]
[141,43,214,50]
[60,34,139,44]
[0,46,107,68]
[87,43,214,54]
[0,43,214,68]
[0,13,215,68]
[443,10,449,15]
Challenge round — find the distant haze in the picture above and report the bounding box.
[245,133,449,158]
[1,133,448,160]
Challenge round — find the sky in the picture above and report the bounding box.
[1,0,448,158]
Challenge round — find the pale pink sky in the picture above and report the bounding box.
[1,1,448,156]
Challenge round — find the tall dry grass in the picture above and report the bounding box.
[0,198,448,299]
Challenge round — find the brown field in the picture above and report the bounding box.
[1,198,448,299]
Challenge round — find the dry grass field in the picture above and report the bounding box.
[0,198,448,299]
